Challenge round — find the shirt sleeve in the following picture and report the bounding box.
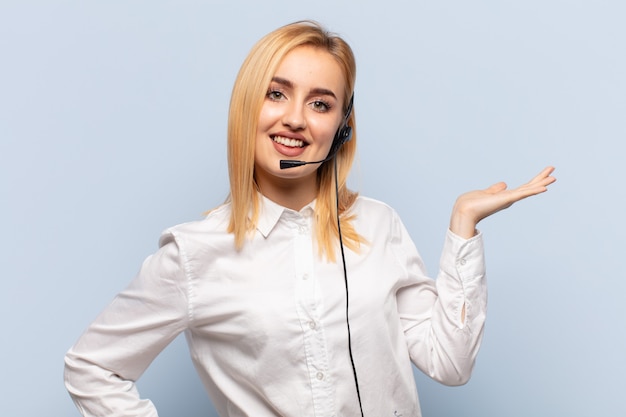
[393,212,487,386]
[64,231,190,417]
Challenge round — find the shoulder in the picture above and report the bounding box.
[159,203,232,249]
[350,195,403,235]
[351,195,399,219]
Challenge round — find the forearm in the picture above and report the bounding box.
[64,352,159,417]
[406,230,487,385]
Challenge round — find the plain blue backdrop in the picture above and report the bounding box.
[2,1,625,416]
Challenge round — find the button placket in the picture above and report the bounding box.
[291,214,335,415]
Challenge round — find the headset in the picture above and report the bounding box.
[279,95,354,169]
[327,94,354,160]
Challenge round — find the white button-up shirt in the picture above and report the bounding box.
[65,195,487,417]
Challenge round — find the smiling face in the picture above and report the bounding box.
[254,45,346,207]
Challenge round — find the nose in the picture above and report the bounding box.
[282,101,307,130]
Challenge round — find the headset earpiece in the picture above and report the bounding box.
[327,95,354,157]
[338,125,353,144]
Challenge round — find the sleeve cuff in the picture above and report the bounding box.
[442,229,485,282]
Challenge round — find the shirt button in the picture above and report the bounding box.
[459,258,467,266]
[302,273,309,280]
[308,321,317,330]
[316,372,324,380]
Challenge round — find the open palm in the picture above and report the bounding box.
[450,166,556,238]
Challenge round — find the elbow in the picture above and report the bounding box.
[436,368,474,387]
[64,348,100,399]
[429,360,475,387]
[63,350,88,415]
[428,322,485,386]
[63,349,82,395]
[424,340,480,386]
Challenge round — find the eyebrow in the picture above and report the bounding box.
[271,76,338,99]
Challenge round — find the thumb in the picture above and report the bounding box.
[486,182,507,194]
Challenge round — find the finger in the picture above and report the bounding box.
[513,181,552,199]
[528,166,556,184]
[514,167,556,194]
[486,181,507,194]
[512,169,552,193]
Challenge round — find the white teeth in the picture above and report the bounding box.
[272,136,304,148]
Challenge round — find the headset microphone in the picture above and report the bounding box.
[280,95,354,170]
[279,149,342,169]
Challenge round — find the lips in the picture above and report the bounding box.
[271,135,305,148]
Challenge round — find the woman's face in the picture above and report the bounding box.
[254,45,346,197]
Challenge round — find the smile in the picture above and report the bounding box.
[272,135,305,148]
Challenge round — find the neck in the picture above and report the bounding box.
[256,176,317,211]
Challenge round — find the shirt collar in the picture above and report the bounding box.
[256,194,316,238]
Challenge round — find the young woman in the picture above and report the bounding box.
[64,20,556,417]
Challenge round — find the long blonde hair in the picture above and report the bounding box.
[227,20,363,260]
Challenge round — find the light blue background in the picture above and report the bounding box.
[2,1,624,416]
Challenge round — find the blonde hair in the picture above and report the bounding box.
[227,20,363,260]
